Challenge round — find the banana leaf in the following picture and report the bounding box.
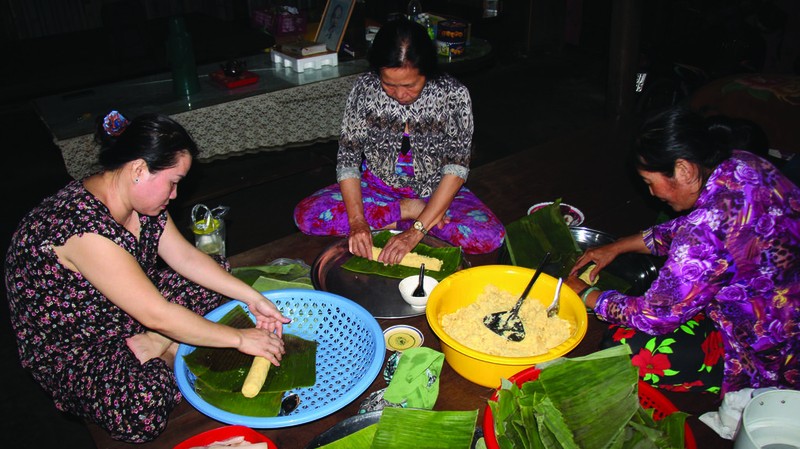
[232,264,313,291]
[185,333,316,392]
[534,397,579,449]
[194,376,284,417]
[251,276,314,292]
[503,199,581,279]
[370,408,479,449]
[489,385,529,449]
[341,230,462,281]
[316,408,477,449]
[504,201,633,293]
[317,425,378,449]
[629,407,688,449]
[182,305,317,416]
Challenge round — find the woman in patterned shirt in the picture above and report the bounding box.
[5,112,290,442]
[294,19,505,260]
[568,106,800,394]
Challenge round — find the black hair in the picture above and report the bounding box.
[634,106,768,178]
[94,112,199,173]
[367,18,440,78]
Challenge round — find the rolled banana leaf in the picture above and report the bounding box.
[342,231,462,281]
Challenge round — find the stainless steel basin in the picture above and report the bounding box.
[570,227,659,296]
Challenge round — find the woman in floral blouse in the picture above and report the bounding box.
[5,112,289,442]
[568,106,800,394]
[294,19,505,260]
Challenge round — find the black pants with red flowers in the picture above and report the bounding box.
[600,313,724,393]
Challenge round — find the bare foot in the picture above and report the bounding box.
[399,198,426,220]
[126,331,174,364]
[159,342,179,366]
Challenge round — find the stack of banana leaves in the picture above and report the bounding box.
[183,305,317,417]
[503,200,632,293]
[487,345,688,449]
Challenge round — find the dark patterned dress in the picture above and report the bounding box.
[4,180,226,442]
[293,71,505,254]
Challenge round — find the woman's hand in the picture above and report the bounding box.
[569,233,650,283]
[570,244,619,283]
[377,229,424,265]
[248,298,291,337]
[347,218,374,259]
[236,327,286,366]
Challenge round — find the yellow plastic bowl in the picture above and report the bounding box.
[426,265,588,388]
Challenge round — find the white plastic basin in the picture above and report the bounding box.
[734,389,800,449]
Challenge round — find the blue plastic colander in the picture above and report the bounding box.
[174,289,386,428]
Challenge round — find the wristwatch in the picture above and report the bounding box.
[413,220,428,235]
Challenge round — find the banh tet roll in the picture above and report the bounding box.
[241,356,270,398]
[371,246,443,271]
[578,262,599,286]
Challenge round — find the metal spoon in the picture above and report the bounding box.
[483,252,551,342]
[546,277,563,318]
[278,393,300,416]
[412,263,426,297]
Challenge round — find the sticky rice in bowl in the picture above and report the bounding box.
[426,265,588,388]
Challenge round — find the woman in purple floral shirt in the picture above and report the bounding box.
[568,107,800,394]
[4,112,289,442]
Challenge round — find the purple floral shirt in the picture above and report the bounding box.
[595,151,800,393]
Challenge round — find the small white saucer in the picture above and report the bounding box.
[383,325,424,352]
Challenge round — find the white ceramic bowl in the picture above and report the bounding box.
[398,275,439,309]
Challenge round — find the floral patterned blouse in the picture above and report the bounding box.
[595,151,800,393]
[6,180,229,442]
[336,71,473,197]
[5,180,165,404]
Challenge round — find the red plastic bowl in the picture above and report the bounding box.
[482,366,696,449]
[173,425,278,449]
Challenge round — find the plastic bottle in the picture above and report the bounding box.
[191,204,229,257]
[167,16,200,97]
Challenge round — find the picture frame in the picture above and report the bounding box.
[315,0,356,53]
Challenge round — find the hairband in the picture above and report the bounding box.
[103,110,129,136]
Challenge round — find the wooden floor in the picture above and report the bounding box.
[87,118,732,449]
